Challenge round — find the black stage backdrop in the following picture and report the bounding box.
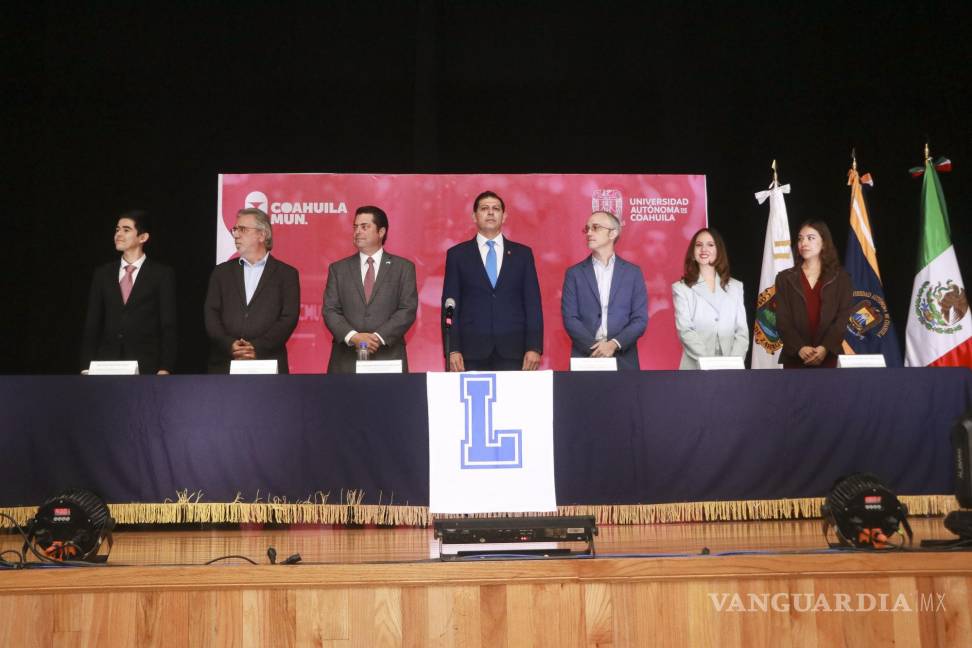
[5,2,971,374]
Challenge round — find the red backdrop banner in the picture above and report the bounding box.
[217,174,708,373]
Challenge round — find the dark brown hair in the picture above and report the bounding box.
[473,190,505,213]
[681,227,731,289]
[355,205,389,244]
[118,209,151,236]
[796,220,840,278]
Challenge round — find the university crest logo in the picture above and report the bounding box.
[754,286,782,353]
[847,291,892,340]
[592,189,623,220]
[915,280,968,334]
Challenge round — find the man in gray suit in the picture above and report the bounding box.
[323,205,419,373]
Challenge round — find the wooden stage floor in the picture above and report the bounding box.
[2,517,971,647]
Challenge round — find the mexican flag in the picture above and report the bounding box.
[904,157,972,367]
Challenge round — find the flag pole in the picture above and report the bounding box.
[771,159,778,188]
[851,148,857,172]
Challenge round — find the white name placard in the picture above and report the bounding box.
[838,354,887,368]
[230,360,278,374]
[436,542,559,557]
[698,356,745,370]
[87,361,140,375]
[356,360,403,374]
[569,357,618,372]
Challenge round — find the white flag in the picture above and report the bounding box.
[427,371,556,514]
[752,183,795,368]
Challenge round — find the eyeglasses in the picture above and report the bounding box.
[231,225,259,235]
[582,224,617,234]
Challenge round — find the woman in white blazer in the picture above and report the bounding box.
[672,228,749,369]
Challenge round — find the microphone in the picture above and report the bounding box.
[443,298,456,328]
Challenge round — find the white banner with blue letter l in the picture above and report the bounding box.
[427,370,556,514]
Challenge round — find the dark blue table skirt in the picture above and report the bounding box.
[1,369,969,512]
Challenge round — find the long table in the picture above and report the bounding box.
[2,369,969,523]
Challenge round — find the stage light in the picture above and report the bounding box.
[821,473,912,549]
[952,409,972,508]
[945,410,972,539]
[25,489,115,562]
[433,515,597,560]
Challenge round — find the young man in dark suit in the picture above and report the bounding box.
[323,205,418,373]
[204,208,300,373]
[81,210,177,374]
[441,191,544,371]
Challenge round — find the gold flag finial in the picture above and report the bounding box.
[771,159,778,186]
[851,148,857,172]
[924,142,930,162]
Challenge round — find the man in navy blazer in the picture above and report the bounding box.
[441,191,543,371]
[561,211,648,370]
[81,210,177,374]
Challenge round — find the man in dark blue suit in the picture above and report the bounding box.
[441,191,543,371]
[561,211,648,369]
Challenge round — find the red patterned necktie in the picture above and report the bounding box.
[364,257,375,301]
[120,265,136,304]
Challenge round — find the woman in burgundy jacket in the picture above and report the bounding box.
[774,220,855,368]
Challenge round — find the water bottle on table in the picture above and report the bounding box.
[357,341,370,361]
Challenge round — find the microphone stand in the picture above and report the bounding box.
[442,314,452,371]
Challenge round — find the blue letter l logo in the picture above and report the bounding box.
[459,374,522,469]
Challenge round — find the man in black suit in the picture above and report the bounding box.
[204,208,300,373]
[441,191,544,371]
[323,205,418,373]
[81,210,177,374]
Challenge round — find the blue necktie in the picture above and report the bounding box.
[485,240,498,288]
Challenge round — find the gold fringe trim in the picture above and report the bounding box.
[556,495,959,524]
[0,495,957,528]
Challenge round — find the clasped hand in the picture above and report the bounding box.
[589,340,617,358]
[798,345,827,366]
[350,332,381,354]
[448,350,541,371]
[231,339,256,360]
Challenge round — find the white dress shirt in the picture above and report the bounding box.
[592,254,615,342]
[344,248,387,347]
[591,254,623,350]
[358,248,384,282]
[476,233,504,277]
[240,252,269,305]
[118,254,147,285]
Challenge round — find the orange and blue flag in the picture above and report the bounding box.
[843,164,902,365]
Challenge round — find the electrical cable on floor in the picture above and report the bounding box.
[204,555,259,565]
[0,548,26,568]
